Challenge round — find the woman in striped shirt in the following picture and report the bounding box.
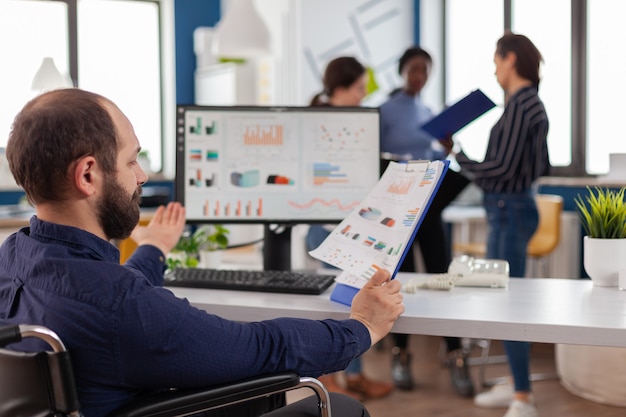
[450,32,550,417]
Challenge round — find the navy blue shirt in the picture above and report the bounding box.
[0,217,370,417]
[379,91,447,161]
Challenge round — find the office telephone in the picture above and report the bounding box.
[404,256,510,292]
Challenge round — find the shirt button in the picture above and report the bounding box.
[159,256,164,262]
[498,200,505,208]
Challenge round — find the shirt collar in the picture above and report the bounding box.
[28,215,120,262]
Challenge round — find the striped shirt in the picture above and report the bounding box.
[456,86,550,193]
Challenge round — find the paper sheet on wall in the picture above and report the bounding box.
[309,160,449,289]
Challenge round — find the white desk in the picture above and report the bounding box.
[441,205,487,249]
[169,273,626,348]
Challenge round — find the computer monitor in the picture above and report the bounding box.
[175,105,381,270]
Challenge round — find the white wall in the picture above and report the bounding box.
[199,0,415,253]
[208,0,415,106]
[297,0,414,106]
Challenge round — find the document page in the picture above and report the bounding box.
[309,160,449,288]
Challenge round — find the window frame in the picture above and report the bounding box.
[424,0,592,177]
[6,0,174,177]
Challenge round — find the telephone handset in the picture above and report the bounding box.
[404,256,510,292]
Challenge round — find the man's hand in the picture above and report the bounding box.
[349,269,404,346]
[130,202,186,255]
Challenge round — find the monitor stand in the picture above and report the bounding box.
[262,224,293,271]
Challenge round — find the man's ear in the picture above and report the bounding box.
[73,156,99,197]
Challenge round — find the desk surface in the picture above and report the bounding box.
[536,176,626,187]
[169,274,626,348]
[442,204,485,223]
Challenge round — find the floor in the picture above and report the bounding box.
[287,335,625,417]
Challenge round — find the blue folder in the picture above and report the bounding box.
[420,89,496,139]
[329,160,451,307]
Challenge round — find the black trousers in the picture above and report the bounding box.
[400,168,470,273]
[393,167,470,352]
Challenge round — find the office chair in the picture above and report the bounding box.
[526,194,563,277]
[0,324,332,417]
[453,194,564,278]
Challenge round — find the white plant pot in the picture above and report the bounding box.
[583,236,626,287]
[199,250,223,269]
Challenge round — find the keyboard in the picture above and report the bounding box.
[164,268,337,295]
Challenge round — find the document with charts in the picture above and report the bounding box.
[309,160,449,296]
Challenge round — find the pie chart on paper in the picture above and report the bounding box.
[358,206,382,221]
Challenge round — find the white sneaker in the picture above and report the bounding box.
[474,382,514,408]
[502,400,538,417]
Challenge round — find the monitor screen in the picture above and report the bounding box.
[175,105,381,271]
[175,105,381,225]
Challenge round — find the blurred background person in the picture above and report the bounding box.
[379,46,472,397]
[306,56,394,401]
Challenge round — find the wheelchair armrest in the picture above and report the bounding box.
[0,324,22,347]
[108,372,301,417]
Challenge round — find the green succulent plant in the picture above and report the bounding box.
[574,186,626,239]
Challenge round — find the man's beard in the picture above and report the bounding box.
[97,176,141,240]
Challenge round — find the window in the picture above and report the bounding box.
[444,0,504,162]
[512,0,572,168]
[0,0,169,175]
[587,0,626,174]
[0,0,70,152]
[78,0,162,173]
[423,0,615,176]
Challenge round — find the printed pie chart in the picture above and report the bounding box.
[358,207,382,221]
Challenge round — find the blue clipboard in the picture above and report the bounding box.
[421,89,496,138]
[330,160,451,306]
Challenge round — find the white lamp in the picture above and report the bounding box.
[31,57,72,92]
[211,0,271,58]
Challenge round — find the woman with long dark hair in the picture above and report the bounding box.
[306,56,394,401]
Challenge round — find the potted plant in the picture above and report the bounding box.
[194,224,230,269]
[574,186,626,287]
[166,224,230,270]
[166,229,201,270]
[193,224,230,252]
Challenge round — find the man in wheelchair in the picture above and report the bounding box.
[0,89,404,417]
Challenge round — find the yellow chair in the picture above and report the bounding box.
[117,216,152,264]
[526,194,563,277]
[453,194,564,277]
